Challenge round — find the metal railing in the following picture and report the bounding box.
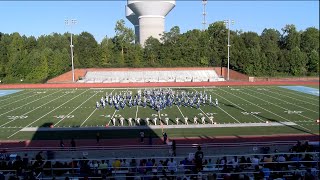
[1,140,309,152]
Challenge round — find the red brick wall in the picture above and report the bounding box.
[47,69,87,83]
[213,67,249,81]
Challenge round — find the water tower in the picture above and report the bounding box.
[126,0,176,46]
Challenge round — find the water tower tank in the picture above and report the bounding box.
[126,0,176,46]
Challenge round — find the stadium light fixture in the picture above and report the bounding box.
[65,19,77,82]
[202,0,207,31]
[224,19,235,81]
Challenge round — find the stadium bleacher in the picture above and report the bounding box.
[1,141,319,179]
[78,69,224,83]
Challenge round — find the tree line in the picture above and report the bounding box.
[0,20,318,83]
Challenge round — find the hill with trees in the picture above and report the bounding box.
[0,20,318,83]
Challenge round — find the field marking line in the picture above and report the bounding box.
[244,88,315,121]
[219,88,312,132]
[79,88,115,127]
[0,90,35,103]
[268,86,319,103]
[0,90,66,127]
[80,108,97,127]
[7,90,89,139]
[191,87,241,123]
[0,90,62,117]
[198,108,210,119]
[135,105,139,119]
[176,106,185,119]
[209,90,265,123]
[263,87,319,108]
[0,92,40,108]
[54,91,99,126]
[109,109,117,122]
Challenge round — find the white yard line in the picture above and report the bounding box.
[0,90,65,127]
[199,108,210,119]
[244,88,315,121]
[268,86,319,103]
[192,87,241,123]
[209,91,265,123]
[176,106,185,119]
[80,108,97,127]
[158,110,161,121]
[54,91,98,126]
[264,87,319,107]
[217,107,240,123]
[0,90,61,117]
[218,88,312,132]
[135,106,139,119]
[107,111,116,126]
[0,93,39,108]
[0,90,34,103]
[7,90,89,138]
[110,110,117,120]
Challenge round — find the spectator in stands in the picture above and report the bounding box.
[261,164,271,178]
[238,156,247,170]
[146,159,153,172]
[263,155,273,169]
[293,141,303,152]
[163,132,168,144]
[23,153,29,169]
[229,156,239,169]
[302,141,311,152]
[205,159,214,171]
[251,155,260,167]
[157,160,164,172]
[130,158,137,172]
[98,160,108,174]
[220,156,227,168]
[112,158,121,170]
[305,168,317,180]
[167,158,177,173]
[302,154,313,168]
[140,131,144,143]
[171,140,176,156]
[195,146,204,172]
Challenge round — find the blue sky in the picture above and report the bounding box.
[0,1,319,43]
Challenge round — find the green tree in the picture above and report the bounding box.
[307,50,319,74]
[281,24,301,50]
[300,27,319,54]
[25,49,48,82]
[287,47,307,76]
[74,32,100,68]
[260,28,281,75]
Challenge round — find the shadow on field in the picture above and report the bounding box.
[26,120,163,147]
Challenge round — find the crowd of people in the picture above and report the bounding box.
[96,88,219,126]
[96,88,218,112]
[0,141,318,180]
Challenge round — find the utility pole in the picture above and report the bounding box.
[224,19,234,81]
[65,19,77,82]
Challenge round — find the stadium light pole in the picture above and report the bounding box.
[65,19,77,82]
[224,19,234,81]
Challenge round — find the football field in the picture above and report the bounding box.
[0,85,319,140]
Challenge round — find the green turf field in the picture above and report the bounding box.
[0,86,319,140]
